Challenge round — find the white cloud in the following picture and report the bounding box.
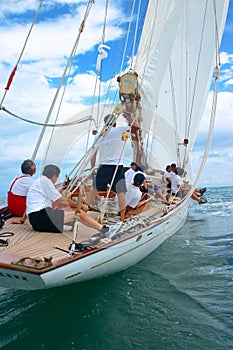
[224,78,233,86]
[199,91,233,133]
[191,145,233,186]
[0,0,125,197]
[220,69,233,83]
[220,51,233,64]
[193,88,233,186]
[0,0,39,14]
[0,1,124,64]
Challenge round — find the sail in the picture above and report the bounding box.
[42,105,114,173]
[135,0,229,171]
[0,0,231,292]
[41,0,229,179]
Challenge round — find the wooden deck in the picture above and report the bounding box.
[0,215,99,264]
[0,173,178,270]
[0,203,175,267]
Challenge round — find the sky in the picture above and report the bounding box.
[0,0,233,198]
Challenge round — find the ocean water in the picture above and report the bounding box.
[0,187,232,350]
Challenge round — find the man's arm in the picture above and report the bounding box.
[91,151,97,169]
[165,176,171,184]
[56,196,77,208]
[123,113,140,129]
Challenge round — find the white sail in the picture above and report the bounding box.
[41,0,229,178]
[135,0,229,171]
[0,0,230,291]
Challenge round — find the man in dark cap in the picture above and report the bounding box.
[122,172,150,218]
[124,161,148,192]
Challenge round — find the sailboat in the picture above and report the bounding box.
[0,0,229,290]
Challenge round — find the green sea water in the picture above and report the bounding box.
[0,187,233,349]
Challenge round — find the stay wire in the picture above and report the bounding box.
[191,0,221,189]
[32,0,95,161]
[89,0,109,151]
[0,0,44,106]
[186,0,208,139]
[0,106,97,128]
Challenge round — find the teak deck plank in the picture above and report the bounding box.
[0,186,173,266]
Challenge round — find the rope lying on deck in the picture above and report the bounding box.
[0,232,14,247]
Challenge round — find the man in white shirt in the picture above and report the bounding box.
[75,172,147,243]
[115,172,146,218]
[8,159,36,217]
[171,169,183,195]
[125,173,145,208]
[125,162,144,183]
[88,114,139,222]
[163,165,172,188]
[170,167,207,204]
[27,165,77,232]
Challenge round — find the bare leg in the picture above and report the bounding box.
[86,187,97,207]
[117,192,126,222]
[155,189,167,202]
[78,209,102,230]
[191,192,201,203]
[64,209,75,223]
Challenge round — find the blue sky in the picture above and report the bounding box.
[0,0,233,198]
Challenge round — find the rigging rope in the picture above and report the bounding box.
[185,0,191,141]
[98,111,141,219]
[188,70,219,194]
[186,0,208,140]
[92,0,109,121]
[32,0,95,162]
[43,61,74,163]
[120,0,136,74]
[0,105,96,128]
[130,0,142,69]
[168,59,181,165]
[185,0,221,194]
[213,0,221,68]
[182,0,191,170]
[99,138,128,222]
[100,0,137,114]
[134,1,158,86]
[0,0,44,106]
[181,0,209,172]
[76,0,112,173]
[64,114,122,195]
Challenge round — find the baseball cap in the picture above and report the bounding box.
[133,173,145,185]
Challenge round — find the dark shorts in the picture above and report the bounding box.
[172,190,185,198]
[95,165,127,193]
[28,207,64,233]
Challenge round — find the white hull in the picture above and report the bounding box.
[0,202,188,290]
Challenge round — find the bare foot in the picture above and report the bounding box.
[11,219,22,224]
